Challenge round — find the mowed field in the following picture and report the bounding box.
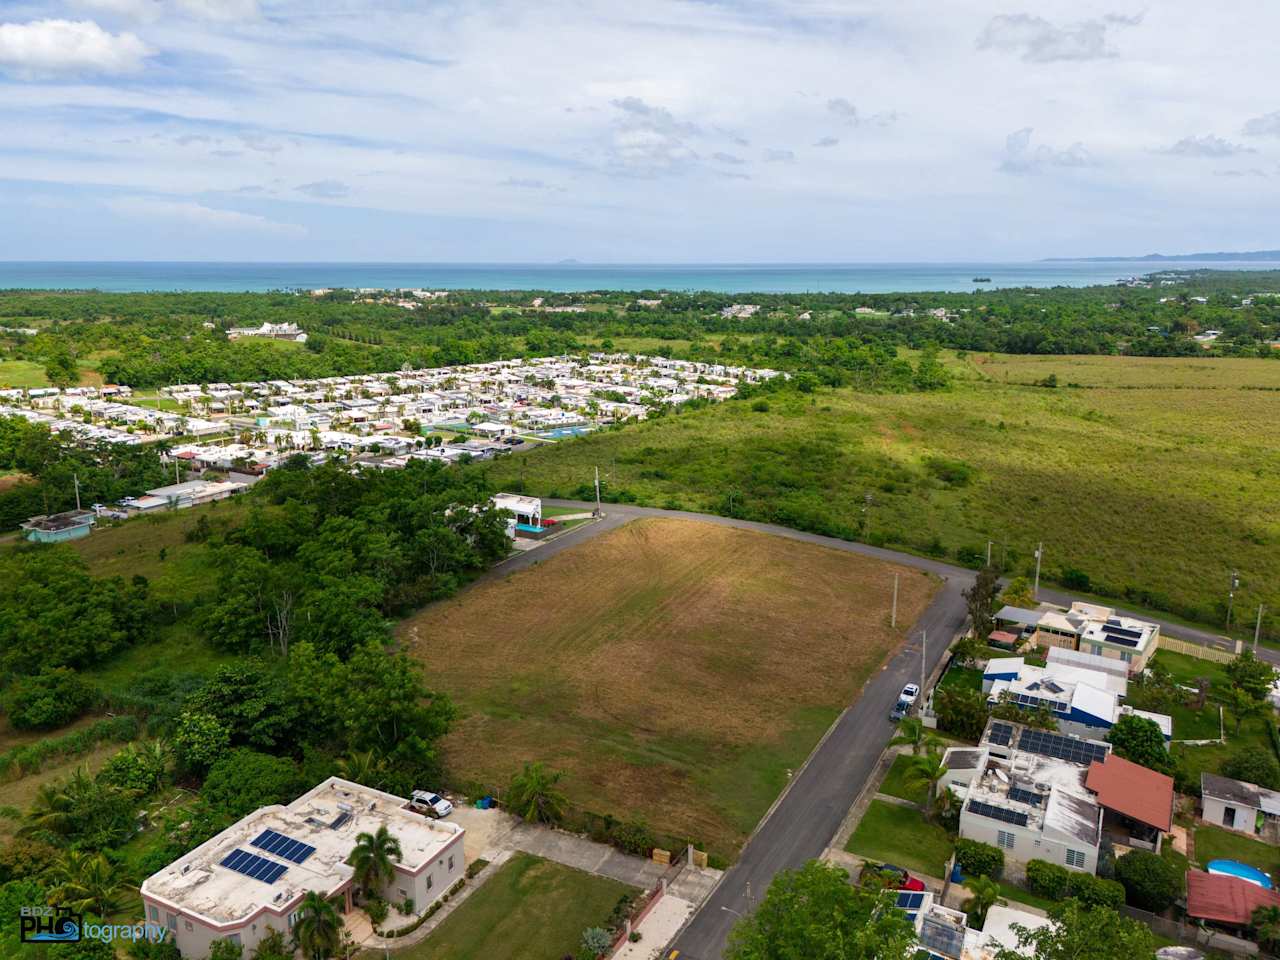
[485,353,1280,630]
[398,518,937,858]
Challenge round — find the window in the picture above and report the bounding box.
[166,914,177,932]
[148,906,159,922]
[227,935,241,947]
[996,830,1016,850]
[1120,651,1133,664]
[185,922,193,932]
[398,888,407,899]
[1091,645,1104,656]
[1065,849,1086,868]
[427,875,434,890]
[448,855,454,871]
[288,911,300,929]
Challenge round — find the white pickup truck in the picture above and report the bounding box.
[408,790,453,818]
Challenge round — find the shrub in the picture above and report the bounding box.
[611,819,656,857]
[1060,568,1092,592]
[1067,872,1125,909]
[1025,859,1070,900]
[1114,850,1180,912]
[365,896,389,926]
[2,668,96,730]
[466,858,489,879]
[201,749,300,818]
[955,839,1004,880]
[923,456,973,487]
[209,939,243,960]
[580,927,612,956]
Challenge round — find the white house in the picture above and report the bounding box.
[141,778,464,960]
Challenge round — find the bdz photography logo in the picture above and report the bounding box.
[20,905,82,943]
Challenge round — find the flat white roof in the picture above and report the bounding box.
[975,903,1051,957]
[142,778,462,928]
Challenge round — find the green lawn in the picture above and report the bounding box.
[1193,823,1280,877]
[1167,702,1222,741]
[938,666,983,692]
[995,881,1059,913]
[845,799,955,879]
[398,853,635,960]
[0,359,48,388]
[1151,650,1232,691]
[879,755,929,805]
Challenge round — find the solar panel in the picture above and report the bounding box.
[251,829,315,864]
[1009,787,1043,807]
[921,914,966,958]
[1016,728,1108,766]
[988,722,1014,746]
[895,891,925,910]
[967,799,1029,827]
[220,848,287,884]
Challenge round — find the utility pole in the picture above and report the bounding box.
[1256,604,1265,653]
[986,540,993,567]
[1033,542,1043,600]
[1227,571,1240,628]
[73,473,81,511]
[593,466,602,517]
[891,574,899,629]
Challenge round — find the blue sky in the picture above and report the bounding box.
[0,1,1277,262]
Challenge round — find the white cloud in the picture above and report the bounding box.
[1163,134,1254,158]
[826,97,895,128]
[977,12,1140,63]
[0,18,152,77]
[1243,111,1280,138]
[1000,128,1095,174]
[75,0,259,21]
[105,196,304,235]
[295,179,350,199]
[762,148,796,163]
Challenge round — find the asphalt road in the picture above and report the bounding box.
[499,501,1265,957]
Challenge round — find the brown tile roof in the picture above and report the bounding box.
[1084,753,1174,832]
[1186,870,1280,925]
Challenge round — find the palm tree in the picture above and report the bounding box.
[507,762,568,825]
[904,750,948,807]
[963,875,1005,927]
[20,766,96,840]
[293,891,342,960]
[890,718,927,755]
[1252,904,1280,952]
[51,851,128,917]
[349,825,402,898]
[335,750,385,789]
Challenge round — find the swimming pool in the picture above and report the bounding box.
[1207,860,1273,889]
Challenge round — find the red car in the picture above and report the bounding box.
[874,863,925,891]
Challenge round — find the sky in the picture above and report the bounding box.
[0,0,1278,262]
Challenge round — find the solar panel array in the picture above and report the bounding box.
[1008,787,1043,807]
[1017,728,1108,766]
[895,891,925,910]
[1100,621,1142,647]
[967,799,1029,827]
[251,829,315,864]
[988,722,1014,746]
[921,915,966,959]
[220,849,287,884]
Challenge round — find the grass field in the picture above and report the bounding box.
[398,517,937,857]
[485,353,1280,632]
[0,359,48,388]
[878,755,928,805]
[398,853,635,960]
[844,799,955,878]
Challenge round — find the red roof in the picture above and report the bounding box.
[1084,753,1174,832]
[1186,870,1280,925]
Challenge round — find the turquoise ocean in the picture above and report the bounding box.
[0,260,1277,294]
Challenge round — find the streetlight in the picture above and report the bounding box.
[1227,571,1240,628]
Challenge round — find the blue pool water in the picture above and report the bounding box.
[537,426,595,440]
[1207,860,1272,889]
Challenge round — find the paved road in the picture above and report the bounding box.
[496,501,1266,957]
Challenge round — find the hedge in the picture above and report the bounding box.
[954,839,1004,880]
[1025,860,1070,900]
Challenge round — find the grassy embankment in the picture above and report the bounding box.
[485,352,1280,637]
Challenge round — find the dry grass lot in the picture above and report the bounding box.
[399,517,936,858]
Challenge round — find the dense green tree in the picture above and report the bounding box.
[172,711,232,778]
[964,565,1001,642]
[725,860,916,960]
[1108,715,1174,775]
[202,749,301,818]
[992,900,1154,960]
[1113,849,1179,912]
[1,669,96,730]
[1222,746,1280,790]
[1226,650,1276,701]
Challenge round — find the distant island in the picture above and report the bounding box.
[1046,249,1280,263]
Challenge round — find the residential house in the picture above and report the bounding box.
[140,778,464,960]
[1201,772,1280,836]
[20,510,95,543]
[1186,870,1280,931]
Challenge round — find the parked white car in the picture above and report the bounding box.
[898,683,920,705]
[409,790,453,818]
